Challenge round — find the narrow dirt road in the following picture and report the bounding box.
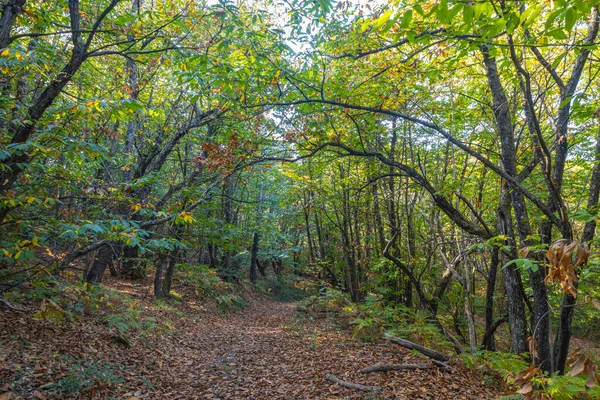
[153,300,499,399]
[1,291,501,399]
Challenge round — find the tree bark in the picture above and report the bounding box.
[161,247,179,297]
[250,232,259,282]
[484,247,499,351]
[153,253,167,298]
[483,47,551,370]
[553,123,600,373]
[85,245,112,283]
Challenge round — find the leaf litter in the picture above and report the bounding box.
[0,280,500,399]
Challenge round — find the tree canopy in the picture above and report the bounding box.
[2,0,600,397]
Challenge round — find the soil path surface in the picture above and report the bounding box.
[1,290,500,399]
[158,301,498,399]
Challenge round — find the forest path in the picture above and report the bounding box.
[0,287,500,399]
[157,300,499,399]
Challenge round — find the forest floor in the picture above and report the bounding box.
[1,278,501,399]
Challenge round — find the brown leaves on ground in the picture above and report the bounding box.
[1,281,500,399]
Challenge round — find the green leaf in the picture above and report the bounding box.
[463,5,474,26]
[521,4,543,28]
[506,12,520,34]
[400,10,413,29]
[437,0,449,23]
[547,29,568,40]
[551,52,567,69]
[565,8,577,32]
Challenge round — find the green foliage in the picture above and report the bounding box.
[342,294,450,350]
[471,351,600,399]
[467,351,530,382]
[255,275,311,302]
[103,308,156,337]
[542,374,600,399]
[45,356,123,395]
[216,294,248,313]
[177,263,231,298]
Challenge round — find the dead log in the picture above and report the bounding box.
[325,374,380,392]
[360,363,433,374]
[383,333,451,362]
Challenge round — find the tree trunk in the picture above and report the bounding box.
[250,232,259,282]
[483,47,548,368]
[161,248,179,297]
[553,124,600,373]
[484,247,499,351]
[121,244,143,279]
[153,254,167,298]
[85,245,112,283]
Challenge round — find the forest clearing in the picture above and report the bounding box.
[2,0,600,398]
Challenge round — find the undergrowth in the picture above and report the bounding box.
[463,350,600,400]
[255,274,311,302]
[300,290,452,352]
[46,356,124,396]
[176,263,231,298]
[4,272,157,337]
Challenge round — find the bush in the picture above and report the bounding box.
[176,263,230,298]
[468,351,600,400]
[256,275,310,302]
[103,306,156,336]
[45,356,123,395]
[216,294,248,312]
[343,294,450,349]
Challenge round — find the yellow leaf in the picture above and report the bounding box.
[85,100,100,108]
[1,49,9,57]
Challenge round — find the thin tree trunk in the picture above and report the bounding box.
[85,245,112,283]
[250,232,259,282]
[554,123,600,373]
[153,253,167,298]
[484,247,499,351]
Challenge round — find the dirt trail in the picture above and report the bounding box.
[1,291,500,399]
[156,301,498,399]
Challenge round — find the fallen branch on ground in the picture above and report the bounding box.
[384,333,451,362]
[325,374,380,392]
[432,359,452,371]
[0,297,27,311]
[360,363,434,374]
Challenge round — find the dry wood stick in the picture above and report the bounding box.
[360,363,434,374]
[383,333,451,362]
[325,374,381,392]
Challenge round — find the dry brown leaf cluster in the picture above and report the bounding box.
[544,239,590,297]
[567,349,600,389]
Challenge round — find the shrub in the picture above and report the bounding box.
[216,294,248,312]
[45,356,123,395]
[256,275,309,302]
[177,263,230,297]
